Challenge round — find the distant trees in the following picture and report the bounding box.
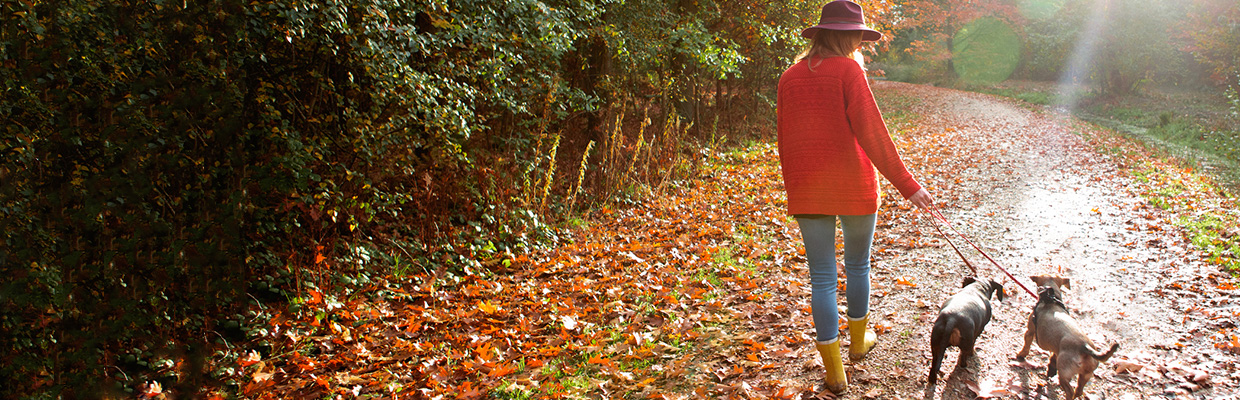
[1093,0,1194,95]
[878,0,1020,82]
[1184,0,1240,90]
[884,0,1238,94]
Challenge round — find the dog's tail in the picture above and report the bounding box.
[928,322,953,385]
[1091,342,1120,362]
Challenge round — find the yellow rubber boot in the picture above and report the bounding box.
[848,314,877,361]
[815,338,848,394]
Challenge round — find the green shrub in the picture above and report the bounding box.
[0,0,592,395]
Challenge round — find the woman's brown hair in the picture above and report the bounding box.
[796,29,864,70]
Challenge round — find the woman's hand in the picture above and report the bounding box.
[909,188,934,210]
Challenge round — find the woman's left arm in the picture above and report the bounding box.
[843,65,924,200]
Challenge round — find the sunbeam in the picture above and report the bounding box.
[1054,0,1111,113]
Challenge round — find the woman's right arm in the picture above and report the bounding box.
[908,188,934,210]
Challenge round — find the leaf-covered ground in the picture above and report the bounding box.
[195,82,1240,399]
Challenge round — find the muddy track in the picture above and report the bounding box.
[746,81,1239,399]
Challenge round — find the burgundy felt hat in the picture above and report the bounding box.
[801,0,883,42]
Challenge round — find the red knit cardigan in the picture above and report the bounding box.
[777,56,922,216]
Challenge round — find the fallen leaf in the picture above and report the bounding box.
[963,379,980,393]
[139,381,162,399]
[238,350,262,367]
[976,380,1011,398]
[1114,360,1143,374]
[611,370,635,381]
[1215,335,1240,353]
[488,362,516,377]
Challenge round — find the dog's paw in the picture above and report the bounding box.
[1008,359,1040,369]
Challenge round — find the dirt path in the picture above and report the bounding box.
[747,81,1240,399]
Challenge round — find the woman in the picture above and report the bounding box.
[776,0,934,393]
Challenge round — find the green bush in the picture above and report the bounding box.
[0,0,592,395]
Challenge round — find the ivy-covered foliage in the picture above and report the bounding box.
[0,0,828,396]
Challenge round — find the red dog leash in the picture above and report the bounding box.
[923,205,1037,299]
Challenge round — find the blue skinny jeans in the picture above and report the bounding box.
[795,214,876,342]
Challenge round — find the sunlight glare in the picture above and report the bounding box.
[952,18,1022,85]
[1054,0,1110,113]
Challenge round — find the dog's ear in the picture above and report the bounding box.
[1056,277,1071,290]
[961,276,977,288]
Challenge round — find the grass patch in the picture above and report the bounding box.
[1132,164,1240,273]
[1075,90,1240,188]
[974,86,1054,105]
[711,247,759,276]
[896,329,913,346]
[1181,214,1240,272]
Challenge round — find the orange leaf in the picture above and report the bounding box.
[489,363,516,377]
[306,290,322,305]
[1216,335,1240,353]
[237,350,262,367]
[746,353,760,362]
[476,342,494,362]
[478,300,498,314]
[896,276,917,287]
[587,355,610,365]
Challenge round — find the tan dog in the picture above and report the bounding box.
[1016,275,1118,400]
